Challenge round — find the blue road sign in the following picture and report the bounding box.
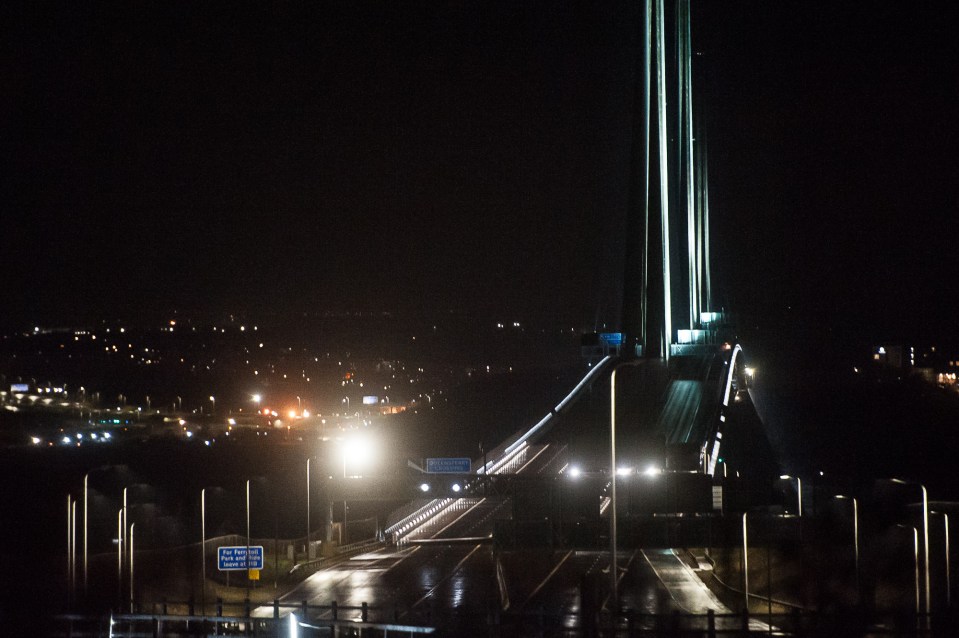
[599,332,624,346]
[426,457,471,473]
[217,545,264,571]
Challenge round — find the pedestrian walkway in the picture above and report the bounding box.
[643,549,770,631]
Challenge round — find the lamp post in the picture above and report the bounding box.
[83,474,88,595]
[609,358,642,608]
[305,458,311,562]
[342,446,350,545]
[780,475,803,516]
[246,479,251,594]
[201,488,207,615]
[66,494,73,606]
[946,513,952,607]
[835,495,859,603]
[122,487,128,585]
[117,508,123,607]
[129,522,135,613]
[897,524,921,619]
[932,511,951,608]
[742,512,750,612]
[71,498,77,602]
[209,396,215,416]
[887,479,930,620]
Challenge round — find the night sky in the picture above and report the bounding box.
[4,2,958,341]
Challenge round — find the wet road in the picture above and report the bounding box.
[253,442,752,634]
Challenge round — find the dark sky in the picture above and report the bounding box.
[4,2,958,339]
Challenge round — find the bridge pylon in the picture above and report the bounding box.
[621,0,714,360]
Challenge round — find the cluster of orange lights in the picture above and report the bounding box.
[259,406,310,418]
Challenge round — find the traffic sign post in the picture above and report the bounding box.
[426,458,471,474]
[217,546,264,571]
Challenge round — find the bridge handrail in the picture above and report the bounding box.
[476,355,615,473]
[384,498,433,531]
[384,497,455,539]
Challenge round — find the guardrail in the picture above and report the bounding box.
[53,606,953,637]
[53,601,436,637]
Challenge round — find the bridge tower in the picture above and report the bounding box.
[621,0,711,360]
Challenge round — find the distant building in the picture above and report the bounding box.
[872,345,908,369]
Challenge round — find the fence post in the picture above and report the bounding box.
[273,599,279,619]
[741,608,750,636]
[361,602,368,622]
[331,600,338,620]
[707,609,716,638]
[216,597,223,617]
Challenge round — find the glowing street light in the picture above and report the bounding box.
[209,396,215,415]
[342,436,372,478]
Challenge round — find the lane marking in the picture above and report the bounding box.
[519,550,573,611]
[430,498,487,539]
[406,544,485,613]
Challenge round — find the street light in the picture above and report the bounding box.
[66,494,74,607]
[201,488,208,615]
[886,478,930,620]
[742,512,750,612]
[246,479,252,590]
[932,511,951,607]
[120,486,128,600]
[609,358,643,607]
[83,475,88,594]
[780,475,803,517]
[117,508,123,607]
[835,495,860,603]
[342,436,372,478]
[898,524,921,618]
[129,522,135,613]
[71,497,77,602]
[305,458,312,562]
[209,396,215,416]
